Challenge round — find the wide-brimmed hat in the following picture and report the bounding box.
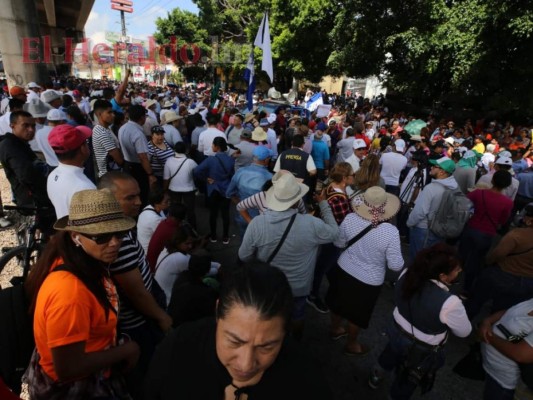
[164,113,181,124]
[24,98,51,118]
[252,127,267,141]
[266,172,309,211]
[244,113,255,123]
[162,100,173,108]
[144,99,158,109]
[353,186,400,226]
[54,189,135,235]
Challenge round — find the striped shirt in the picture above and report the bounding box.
[334,213,404,286]
[109,232,153,330]
[92,124,120,177]
[236,191,307,215]
[147,140,174,178]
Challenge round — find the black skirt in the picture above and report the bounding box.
[325,264,382,329]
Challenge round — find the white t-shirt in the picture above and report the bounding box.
[482,299,533,390]
[35,125,59,167]
[47,163,96,219]
[0,112,11,135]
[198,127,225,155]
[380,152,408,186]
[137,205,165,254]
[344,153,361,173]
[154,250,190,306]
[164,155,197,192]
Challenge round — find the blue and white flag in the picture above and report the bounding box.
[243,49,255,112]
[306,92,323,112]
[254,13,273,83]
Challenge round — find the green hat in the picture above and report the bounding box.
[429,157,456,174]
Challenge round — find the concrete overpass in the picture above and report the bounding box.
[0,0,95,88]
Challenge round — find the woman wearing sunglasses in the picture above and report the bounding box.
[25,189,140,399]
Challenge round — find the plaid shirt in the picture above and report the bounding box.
[326,185,352,225]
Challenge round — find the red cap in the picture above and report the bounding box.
[9,86,26,97]
[72,89,81,97]
[48,124,92,153]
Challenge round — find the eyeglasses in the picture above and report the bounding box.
[80,231,128,245]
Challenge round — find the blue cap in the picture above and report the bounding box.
[253,146,273,161]
[316,122,328,132]
[259,118,270,127]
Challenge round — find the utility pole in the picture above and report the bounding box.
[110,0,133,80]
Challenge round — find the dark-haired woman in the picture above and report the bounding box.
[193,136,235,243]
[144,264,332,399]
[154,225,219,307]
[458,170,513,294]
[368,243,471,399]
[24,189,139,399]
[147,125,175,185]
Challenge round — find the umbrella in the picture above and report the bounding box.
[403,119,427,136]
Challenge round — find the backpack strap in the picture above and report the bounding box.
[267,214,297,264]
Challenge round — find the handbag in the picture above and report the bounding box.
[24,349,131,400]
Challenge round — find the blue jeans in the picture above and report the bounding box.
[466,266,533,319]
[408,226,442,263]
[483,373,514,400]
[377,321,445,400]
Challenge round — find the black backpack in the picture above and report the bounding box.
[0,280,34,394]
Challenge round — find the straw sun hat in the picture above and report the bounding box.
[54,189,135,235]
[353,186,400,227]
[266,171,309,211]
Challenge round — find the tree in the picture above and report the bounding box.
[328,0,533,114]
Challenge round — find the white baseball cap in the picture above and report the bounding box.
[394,139,406,152]
[495,156,512,166]
[47,109,67,121]
[353,139,367,150]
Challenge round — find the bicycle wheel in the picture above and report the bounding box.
[0,245,42,289]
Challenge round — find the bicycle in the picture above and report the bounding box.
[0,205,48,288]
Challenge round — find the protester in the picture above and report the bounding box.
[193,136,235,243]
[137,186,169,254]
[327,187,403,355]
[25,189,139,399]
[369,244,471,399]
[238,172,339,339]
[144,264,332,399]
[147,125,174,184]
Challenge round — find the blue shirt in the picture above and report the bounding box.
[226,163,272,201]
[517,170,533,198]
[111,98,124,114]
[311,139,330,169]
[193,152,235,197]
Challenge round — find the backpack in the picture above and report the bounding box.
[429,187,472,239]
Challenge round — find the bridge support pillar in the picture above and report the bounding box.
[0,0,49,87]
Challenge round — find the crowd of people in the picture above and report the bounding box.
[0,73,532,399]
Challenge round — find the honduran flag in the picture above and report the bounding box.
[306,92,324,112]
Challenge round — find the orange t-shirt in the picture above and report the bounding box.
[33,258,118,381]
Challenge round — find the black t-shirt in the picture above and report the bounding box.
[144,318,332,399]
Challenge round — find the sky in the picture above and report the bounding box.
[85,0,198,44]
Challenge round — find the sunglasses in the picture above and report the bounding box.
[80,231,129,245]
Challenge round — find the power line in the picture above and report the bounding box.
[129,0,176,22]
